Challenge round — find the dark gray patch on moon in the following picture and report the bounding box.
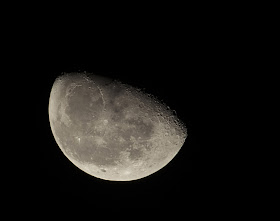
[65,86,103,124]
[125,117,154,140]
[128,148,143,161]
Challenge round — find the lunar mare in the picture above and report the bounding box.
[49,72,187,181]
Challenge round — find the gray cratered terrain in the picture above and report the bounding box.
[49,72,187,181]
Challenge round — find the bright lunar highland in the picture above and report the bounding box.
[49,73,187,181]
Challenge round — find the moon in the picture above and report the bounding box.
[49,72,187,181]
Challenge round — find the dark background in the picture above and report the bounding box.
[21,13,223,209]
[31,49,211,209]
[6,3,255,213]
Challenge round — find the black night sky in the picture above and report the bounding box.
[9,3,245,212]
[28,24,218,209]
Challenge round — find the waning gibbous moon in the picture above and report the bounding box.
[48,72,187,181]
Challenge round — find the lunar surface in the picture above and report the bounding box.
[49,72,187,181]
